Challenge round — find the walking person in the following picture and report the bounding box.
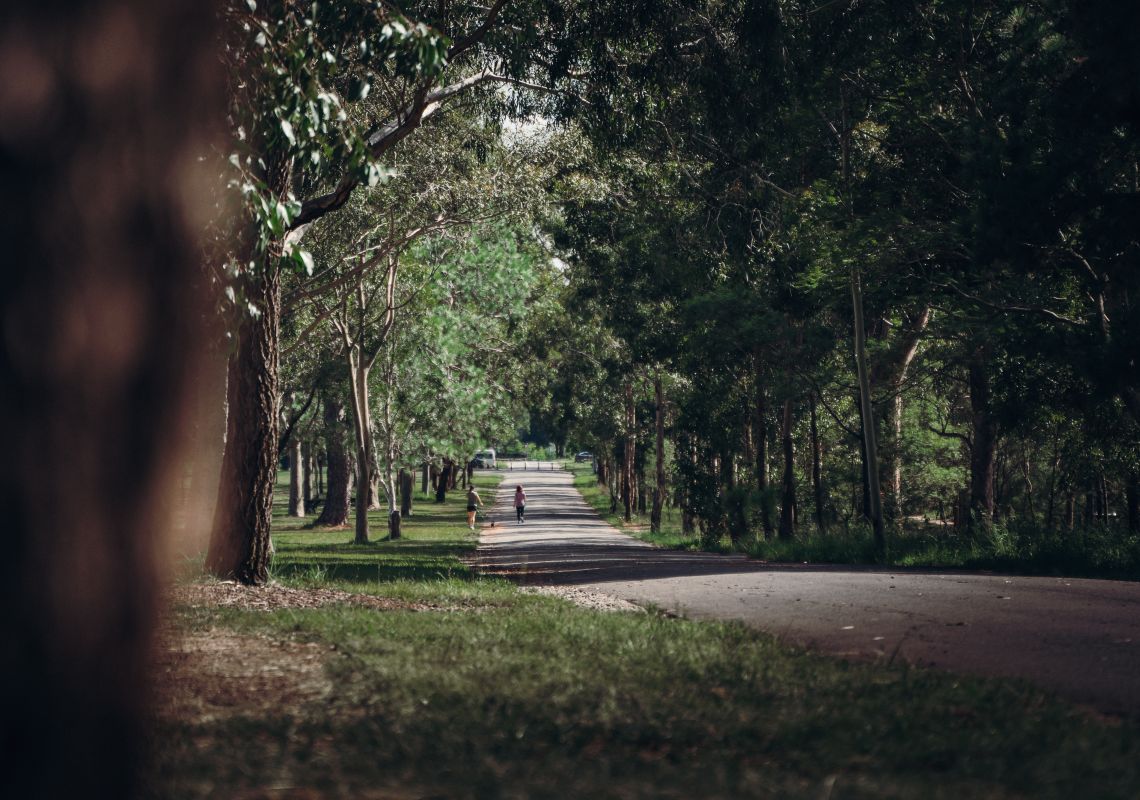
[514,485,527,524]
[466,484,483,530]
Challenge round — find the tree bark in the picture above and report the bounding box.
[288,436,305,517]
[778,399,796,540]
[851,269,885,556]
[207,249,283,583]
[651,373,666,533]
[623,382,635,522]
[879,308,930,531]
[400,469,414,518]
[753,357,774,538]
[809,392,827,534]
[422,461,430,494]
[316,394,350,526]
[303,440,315,507]
[435,460,452,502]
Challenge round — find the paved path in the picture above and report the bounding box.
[476,469,1140,715]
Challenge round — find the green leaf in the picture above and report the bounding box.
[280,119,296,146]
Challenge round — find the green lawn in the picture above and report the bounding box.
[151,468,1140,799]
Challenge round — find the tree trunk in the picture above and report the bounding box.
[422,461,430,494]
[435,460,452,502]
[288,436,305,517]
[809,392,827,534]
[651,373,666,533]
[851,269,885,556]
[303,440,315,507]
[967,354,998,538]
[207,249,283,583]
[0,3,221,793]
[753,358,774,538]
[881,308,929,532]
[623,382,635,522]
[348,352,373,544]
[400,469,414,518]
[316,395,350,527]
[778,399,796,540]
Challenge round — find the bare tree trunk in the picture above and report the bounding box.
[288,437,305,517]
[422,461,430,494]
[778,399,796,540]
[0,2,221,794]
[851,269,885,556]
[303,440,315,507]
[753,357,774,538]
[316,395,350,527]
[400,469,414,518]
[623,382,635,522]
[651,373,666,533]
[809,392,827,534]
[882,308,929,532]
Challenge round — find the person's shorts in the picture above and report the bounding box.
[467,505,477,512]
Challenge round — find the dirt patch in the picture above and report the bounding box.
[154,627,333,724]
[155,581,436,726]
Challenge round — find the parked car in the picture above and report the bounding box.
[574,451,593,463]
[471,449,496,468]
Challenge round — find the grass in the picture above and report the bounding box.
[564,462,1140,580]
[151,466,1140,798]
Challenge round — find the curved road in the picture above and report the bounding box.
[476,468,1140,715]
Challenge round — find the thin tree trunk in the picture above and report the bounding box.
[400,469,414,518]
[422,461,430,494]
[623,382,635,522]
[651,373,666,533]
[347,347,373,544]
[288,437,305,517]
[809,392,827,534]
[753,357,773,538]
[303,440,315,507]
[778,398,796,540]
[316,395,350,527]
[851,269,884,555]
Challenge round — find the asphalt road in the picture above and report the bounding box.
[476,468,1140,715]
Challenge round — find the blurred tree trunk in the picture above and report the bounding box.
[623,382,635,522]
[0,1,222,797]
[400,469,414,518]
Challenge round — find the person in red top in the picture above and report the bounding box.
[514,485,526,523]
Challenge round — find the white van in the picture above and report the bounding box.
[472,449,496,468]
